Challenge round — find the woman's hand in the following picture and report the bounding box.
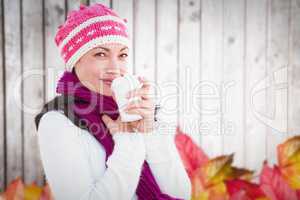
[124,76,155,133]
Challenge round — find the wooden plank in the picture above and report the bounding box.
[22,0,44,185]
[0,0,4,191]
[245,0,268,172]
[222,0,245,167]
[4,0,23,184]
[288,0,300,137]
[89,0,111,7]
[133,0,155,81]
[200,0,223,156]
[266,0,290,165]
[113,0,134,74]
[178,0,201,145]
[66,0,81,13]
[44,0,66,102]
[155,0,178,127]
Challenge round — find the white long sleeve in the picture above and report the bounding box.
[143,127,192,199]
[37,111,144,200]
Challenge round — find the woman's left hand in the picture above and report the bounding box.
[124,76,155,133]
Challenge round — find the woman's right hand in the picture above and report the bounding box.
[102,115,135,135]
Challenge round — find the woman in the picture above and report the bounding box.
[35,3,191,200]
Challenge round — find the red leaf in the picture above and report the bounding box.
[259,161,298,200]
[3,177,24,200]
[175,126,209,178]
[225,179,266,199]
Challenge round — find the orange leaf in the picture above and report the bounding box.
[280,162,300,190]
[175,126,209,178]
[277,135,300,167]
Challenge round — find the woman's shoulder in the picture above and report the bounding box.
[37,110,106,156]
[37,110,107,180]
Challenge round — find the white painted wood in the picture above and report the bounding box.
[288,0,300,137]
[90,0,110,7]
[155,0,178,126]
[222,0,245,167]
[0,0,4,190]
[22,0,44,185]
[200,0,223,156]
[133,0,155,81]
[178,0,201,146]
[45,0,66,102]
[113,0,134,74]
[67,0,81,13]
[245,0,268,172]
[266,0,290,165]
[4,0,23,184]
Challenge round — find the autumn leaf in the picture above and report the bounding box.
[175,126,209,178]
[198,154,234,187]
[24,182,42,200]
[2,177,24,200]
[277,135,300,167]
[259,161,298,200]
[225,179,266,199]
[40,183,55,200]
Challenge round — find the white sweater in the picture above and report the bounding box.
[37,110,191,200]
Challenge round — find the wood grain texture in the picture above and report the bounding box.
[133,0,155,81]
[4,0,23,184]
[89,0,111,7]
[0,0,4,190]
[155,0,178,127]
[200,0,223,156]
[44,0,65,102]
[266,0,290,165]
[288,0,300,137]
[22,0,44,185]
[245,0,268,172]
[222,0,245,167]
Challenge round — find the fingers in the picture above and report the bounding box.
[102,115,115,130]
[124,107,155,119]
[102,115,131,134]
[124,99,155,111]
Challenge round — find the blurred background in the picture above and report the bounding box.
[0,0,299,191]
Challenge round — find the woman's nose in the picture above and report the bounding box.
[106,58,122,73]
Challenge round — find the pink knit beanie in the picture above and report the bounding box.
[55,3,129,71]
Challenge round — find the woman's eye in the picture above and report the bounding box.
[120,53,128,58]
[95,52,105,57]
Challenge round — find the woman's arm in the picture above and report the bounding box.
[143,123,192,200]
[37,111,144,200]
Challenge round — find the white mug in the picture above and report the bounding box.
[111,74,143,122]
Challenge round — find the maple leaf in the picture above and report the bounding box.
[259,161,298,200]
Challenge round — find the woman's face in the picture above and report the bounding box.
[74,43,129,96]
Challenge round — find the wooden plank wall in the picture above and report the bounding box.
[0,0,300,191]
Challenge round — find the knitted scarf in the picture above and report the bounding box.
[55,68,182,200]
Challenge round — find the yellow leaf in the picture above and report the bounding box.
[277,135,300,167]
[24,183,43,200]
[199,154,234,187]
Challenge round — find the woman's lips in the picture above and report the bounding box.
[102,80,113,86]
